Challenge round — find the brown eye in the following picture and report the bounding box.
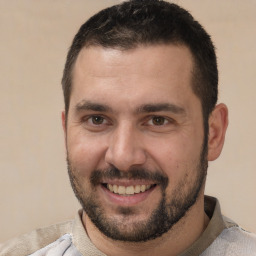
[91,116,104,125]
[152,116,166,125]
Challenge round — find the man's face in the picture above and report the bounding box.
[64,45,208,242]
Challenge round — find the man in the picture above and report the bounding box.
[1,0,255,255]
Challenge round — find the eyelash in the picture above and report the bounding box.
[145,116,173,126]
[82,115,174,127]
[83,115,110,126]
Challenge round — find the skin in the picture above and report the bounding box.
[62,44,228,256]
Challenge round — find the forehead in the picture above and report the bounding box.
[70,44,197,111]
[73,44,194,80]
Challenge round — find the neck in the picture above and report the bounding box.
[82,194,209,256]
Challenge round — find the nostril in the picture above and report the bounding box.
[105,148,147,172]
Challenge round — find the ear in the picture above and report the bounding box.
[61,111,67,137]
[207,103,229,161]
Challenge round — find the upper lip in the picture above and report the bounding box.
[101,179,156,187]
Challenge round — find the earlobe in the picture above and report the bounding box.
[207,103,229,161]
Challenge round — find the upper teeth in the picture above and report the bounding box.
[107,184,152,195]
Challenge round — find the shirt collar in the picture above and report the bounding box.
[71,196,237,256]
[179,195,237,256]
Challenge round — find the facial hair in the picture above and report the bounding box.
[67,139,208,242]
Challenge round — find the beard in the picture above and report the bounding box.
[67,137,208,242]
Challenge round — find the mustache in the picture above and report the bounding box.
[90,166,169,189]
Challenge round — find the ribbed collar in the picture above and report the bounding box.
[179,196,237,256]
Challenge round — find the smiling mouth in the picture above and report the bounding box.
[102,184,156,196]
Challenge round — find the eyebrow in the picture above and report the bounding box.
[75,100,185,115]
[75,100,113,113]
[136,103,185,115]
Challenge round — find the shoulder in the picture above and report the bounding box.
[220,226,256,251]
[204,226,256,255]
[0,220,73,256]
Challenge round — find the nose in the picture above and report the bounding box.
[105,122,147,171]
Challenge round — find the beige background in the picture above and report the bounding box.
[0,0,255,243]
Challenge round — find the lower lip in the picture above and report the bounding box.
[101,185,157,206]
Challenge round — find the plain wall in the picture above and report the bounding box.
[0,0,255,242]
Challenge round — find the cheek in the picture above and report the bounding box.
[147,134,203,182]
[67,130,107,176]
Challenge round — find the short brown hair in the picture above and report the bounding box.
[62,0,218,128]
